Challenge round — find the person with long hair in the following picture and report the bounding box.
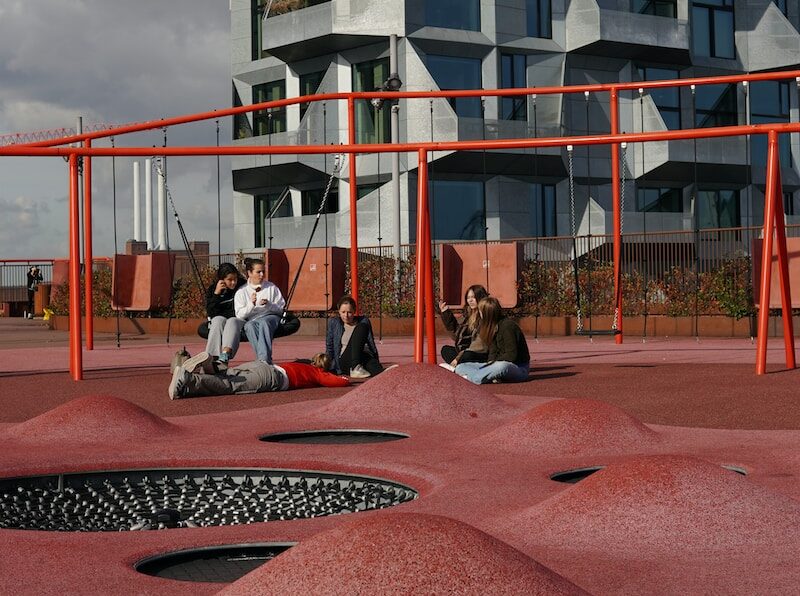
[438,284,489,370]
[325,295,384,379]
[205,262,246,364]
[234,257,285,364]
[454,296,530,384]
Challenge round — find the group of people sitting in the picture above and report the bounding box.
[168,260,530,399]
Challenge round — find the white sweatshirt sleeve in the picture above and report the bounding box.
[234,286,254,320]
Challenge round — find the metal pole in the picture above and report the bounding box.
[68,155,83,380]
[414,148,428,362]
[133,161,141,241]
[347,97,360,306]
[83,138,94,350]
[390,34,402,292]
[610,88,623,343]
[756,131,779,374]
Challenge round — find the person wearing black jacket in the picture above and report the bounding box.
[205,262,246,364]
[437,284,488,368]
[26,266,43,319]
[455,296,530,384]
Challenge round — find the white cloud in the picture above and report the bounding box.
[0,0,234,259]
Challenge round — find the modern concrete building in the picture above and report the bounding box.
[229,0,800,256]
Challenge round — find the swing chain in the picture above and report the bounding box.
[568,145,576,237]
[620,142,627,236]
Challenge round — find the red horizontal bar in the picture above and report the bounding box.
[20,70,800,149]
[4,120,800,158]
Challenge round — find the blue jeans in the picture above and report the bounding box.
[455,361,530,385]
[244,314,280,363]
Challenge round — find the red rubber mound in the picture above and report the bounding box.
[503,454,800,556]
[312,363,515,423]
[477,398,660,456]
[218,512,588,595]
[2,394,178,444]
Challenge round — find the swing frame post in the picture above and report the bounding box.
[414,148,430,363]
[347,97,360,307]
[609,87,623,344]
[83,138,94,350]
[755,130,796,374]
[68,154,83,381]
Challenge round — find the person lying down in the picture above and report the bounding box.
[168,351,350,400]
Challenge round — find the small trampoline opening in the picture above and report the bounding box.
[260,429,409,444]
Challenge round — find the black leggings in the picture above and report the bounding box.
[339,322,383,375]
[441,345,488,365]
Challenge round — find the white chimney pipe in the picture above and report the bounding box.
[157,164,168,250]
[133,161,141,241]
[145,158,153,250]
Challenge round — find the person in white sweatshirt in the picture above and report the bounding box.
[234,257,286,363]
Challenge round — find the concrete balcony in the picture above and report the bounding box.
[566,0,690,63]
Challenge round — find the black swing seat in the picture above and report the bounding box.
[575,328,620,336]
[197,313,301,342]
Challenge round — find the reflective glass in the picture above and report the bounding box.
[526,0,552,38]
[426,0,480,31]
[427,55,483,118]
[501,54,527,121]
[430,180,485,241]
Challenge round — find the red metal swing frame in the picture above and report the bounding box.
[1,70,797,379]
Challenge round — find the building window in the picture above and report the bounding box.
[784,192,795,216]
[750,81,791,166]
[692,0,735,59]
[253,80,286,135]
[299,70,325,119]
[638,66,681,129]
[694,83,737,127]
[426,0,480,31]
[233,84,252,140]
[632,0,677,17]
[301,187,339,216]
[698,189,739,228]
[254,192,293,247]
[427,55,483,119]
[532,184,557,237]
[775,0,788,16]
[526,0,552,38]
[430,180,486,241]
[637,188,682,212]
[501,54,527,121]
[251,0,266,61]
[353,58,391,144]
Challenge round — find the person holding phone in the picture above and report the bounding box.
[204,262,246,364]
[234,257,285,364]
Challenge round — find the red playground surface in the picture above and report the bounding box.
[0,318,799,594]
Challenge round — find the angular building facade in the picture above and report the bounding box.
[230,0,800,255]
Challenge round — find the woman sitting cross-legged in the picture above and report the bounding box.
[204,262,246,365]
[168,352,350,400]
[455,296,530,385]
[438,284,489,371]
[325,295,384,379]
[234,257,285,364]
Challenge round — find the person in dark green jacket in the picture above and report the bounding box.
[455,296,530,384]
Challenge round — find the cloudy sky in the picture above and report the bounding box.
[0,0,233,260]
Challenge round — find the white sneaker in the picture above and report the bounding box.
[168,367,191,400]
[438,363,456,372]
[182,351,214,374]
[349,364,371,379]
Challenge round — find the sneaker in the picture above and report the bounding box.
[182,351,214,375]
[168,367,191,400]
[384,364,400,372]
[438,363,456,372]
[218,351,230,364]
[349,364,371,379]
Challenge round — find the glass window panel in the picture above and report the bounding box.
[637,188,682,212]
[299,70,325,119]
[633,0,677,17]
[698,189,739,228]
[501,54,527,121]
[254,192,293,247]
[301,187,339,216]
[353,58,390,143]
[532,184,556,236]
[426,0,480,31]
[427,55,483,118]
[233,84,252,140]
[692,6,712,57]
[695,84,737,127]
[638,66,681,129]
[253,80,286,135]
[430,180,485,241]
[713,10,735,59]
[526,0,552,38]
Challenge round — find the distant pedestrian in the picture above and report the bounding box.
[26,266,42,319]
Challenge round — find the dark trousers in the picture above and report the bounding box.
[339,322,383,375]
[441,345,488,365]
[27,290,35,316]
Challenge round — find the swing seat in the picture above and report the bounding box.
[196,313,301,342]
[575,328,620,337]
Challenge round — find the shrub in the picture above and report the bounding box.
[171,267,217,319]
[49,268,115,317]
